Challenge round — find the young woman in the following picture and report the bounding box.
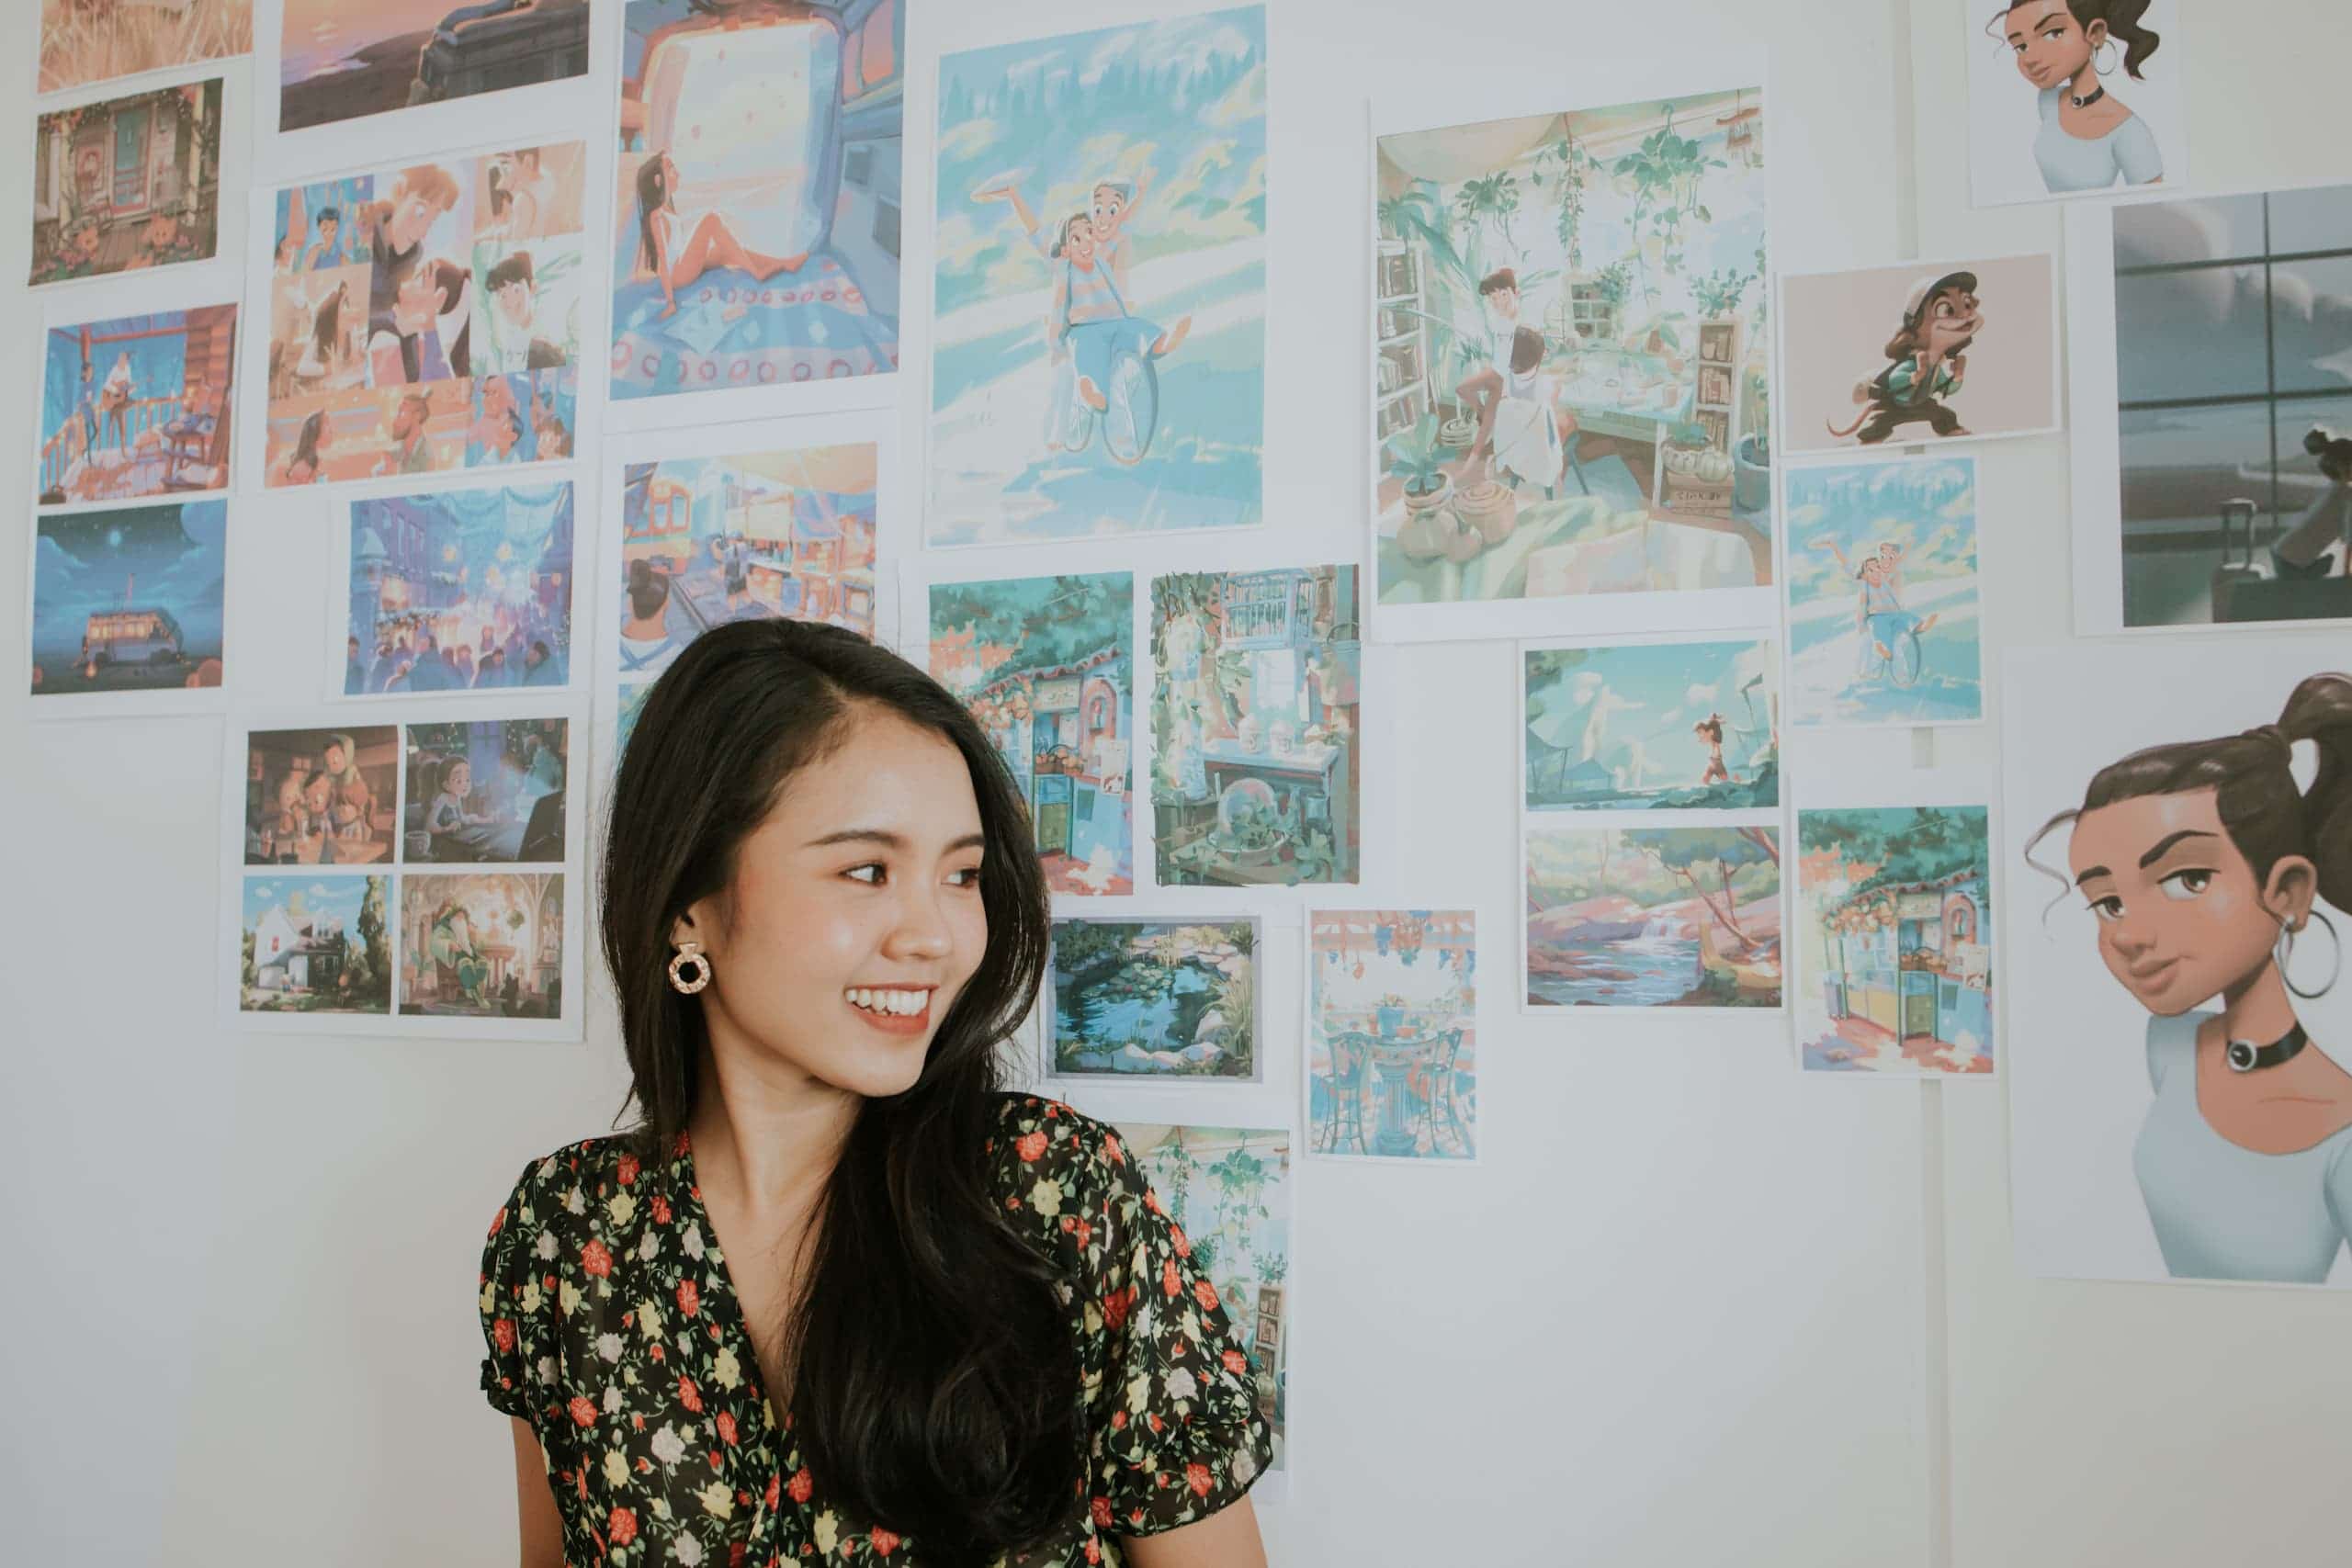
[1989,0,2165,194]
[634,152,808,321]
[2026,672,2352,1283]
[477,619,1271,1566]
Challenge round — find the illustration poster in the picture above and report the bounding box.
[1778,254,2057,459]
[1113,1122,1292,1484]
[277,0,589,132]
[1150,566,1360,888]
[620,444,878,682]
[2002,638,2352,1286]
[1047,919,1258,1078]
[29,501,226,702]
[1307,908,1477,1162]
[398,872,566,1020]
[401,719,570,865]
[1524,825,1784,1010]
[929,573,1134,896]
[1521,636,1779,813]
[263,144,586,488]
[2067,180,2352,633]
[612,0,902,401]
[238,874,392,1017]
[929,7,1267,546]
[345,483,575,696]
[30,79,225,287]
[1793,803,1995,1075]
[1965,0,2186,209]
[242,726,401,867]
[40,1,248,94]
[38,304,235,506]
[1782,457,1984,727]
[1372,88,1770,639]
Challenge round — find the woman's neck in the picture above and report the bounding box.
[2219,955,2301,1044]
[685,1040,859,1220]
[2067,55,2099,98]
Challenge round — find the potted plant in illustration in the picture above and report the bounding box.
[1374,992,1408,1037]
[1735,367,1771,514]
[1386,413,1480,563]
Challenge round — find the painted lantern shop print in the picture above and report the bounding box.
[264,145,586,488]
[612,0,902,401]
[1525,825,1783,1010]
[1796,807,1995,1075]
[620,444,878,682]
[1308,908,1477,1162]
[399,871,565,1019]
[1374,89,1770,609]
[239,874,392,1016]
[1522,637,1779,812]
[30,502,225,696]
[278,0,589,131]
[39,305,236,507]
[30,78,224,286]
[1114,1122,1292,1476]
[1151,566,1361,887]
[1047,919,1257,1079]
[347,483,575,694]
[929,573,1134,896]
[929,7,1267,545]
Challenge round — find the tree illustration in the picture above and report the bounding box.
[1623,828,1777,953]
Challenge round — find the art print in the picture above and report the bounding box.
[1794,804,1995,1075]
[39,304,235,506]
[1046,919,1257,1078]
[401,719,570,865]
[929,573,1134,896]
[262,144,586,488]
[242,726,401,867]
[1965,0,2185,209]
[2003,638,2352,1286]
[30,501,225,701]
[1524,825,1782,1010]
[2067,181,2352,634]
[31,79,224,287]
[1782,457,1984,727]
[345,483,575,696]
[1372,88,1771,640]
[1307,908,1476,1162]
[612,0,902,402]
[238,874,391,1016]
[1114,1122,1292,1483]
[398,872,566,1019]
[278,0,589,132]
[1521,636,1779,813]
[1150,566,1360,888]
[40,0,248,93]
[620,443,879,681]
[1777,254,2057,459]
[929,7,1267,546]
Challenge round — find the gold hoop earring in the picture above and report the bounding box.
[2094,39,2118,76]
[668,941,712,995]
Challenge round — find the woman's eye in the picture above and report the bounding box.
[2158,869,2214,901]
[948,866,984,888]
[845,863,885,886]
[2088,896,2126,921]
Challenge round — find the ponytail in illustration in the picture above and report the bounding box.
[1986,0,2165,194]
[2024,672,2352,1283]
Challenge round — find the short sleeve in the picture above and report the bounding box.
[476,1159,541,1423]
[1082,1122,1272,1536]
[2114,116,2165,186]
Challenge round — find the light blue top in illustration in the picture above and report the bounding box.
[2035,87,2163,192]
[2132,1012,2352,1284]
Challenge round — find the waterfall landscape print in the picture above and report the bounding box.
[929,8,1267,545]
[1524,825,1783,1010]
[1047,919,1259,1080]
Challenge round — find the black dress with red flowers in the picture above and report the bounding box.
[477,1095,1272,1565]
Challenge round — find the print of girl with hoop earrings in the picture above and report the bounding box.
[1989,0,2165,193]
[632,152,807,323]
[2026,673,2352,1283]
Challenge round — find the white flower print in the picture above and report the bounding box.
[596,1333,623,1364]
[639,1228,661,1263]
[603,1382,624,1416]
[712,1345,742,1392]
[1165,1368,1198,1402]
[1030,1177,1062,1217]
[696,1480,733,1519]
[673,1535,704,1566]
[650,1424,687,1467]
[1231,1444,1259,1486]
[518,1281,542,1315]
[609,1191,636,1228]
[603,1450,629,1488]
[639,1297,665,1340]
[534,1355,557,1387]
[815,1511,840,1555]
[560,1280,584,1315]
[566,1186,586,1216]
[682,1224,706,1262]
[537,1231,558,1262]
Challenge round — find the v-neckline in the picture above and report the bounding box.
[673,1139,798,1507]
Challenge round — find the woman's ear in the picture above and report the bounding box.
[2263,854,2319,930]
[2084,17,2109,48]
[669,906,706,952]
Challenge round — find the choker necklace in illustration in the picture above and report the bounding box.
[2069,85,2107,109]
[2225,1021,2308,1073]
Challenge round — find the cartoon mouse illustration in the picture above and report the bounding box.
[1826,270,1982,445]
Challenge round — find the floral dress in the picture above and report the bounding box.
[478,1096,1272,1565]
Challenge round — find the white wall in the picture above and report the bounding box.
[0,1,2342,1564]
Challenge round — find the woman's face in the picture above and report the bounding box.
[446,761,471,796]
[2005,1,2100,88]
[324,742,346,773]
[677,708,990,1101]
[2067,786,2312,1016]
[1061,218,1097,265]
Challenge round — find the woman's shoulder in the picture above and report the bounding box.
[983,1094,1148,1227]
[485,1133,669,1248]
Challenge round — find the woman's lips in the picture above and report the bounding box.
[2128,956,2181,989]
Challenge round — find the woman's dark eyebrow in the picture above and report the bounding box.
[804,829,988,854]
[2139,829,2218,869]
[2075,864,2111,888]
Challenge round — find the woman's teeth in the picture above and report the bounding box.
[847,987,927,1016]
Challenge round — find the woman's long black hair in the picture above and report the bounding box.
[601,618,1080,1560]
